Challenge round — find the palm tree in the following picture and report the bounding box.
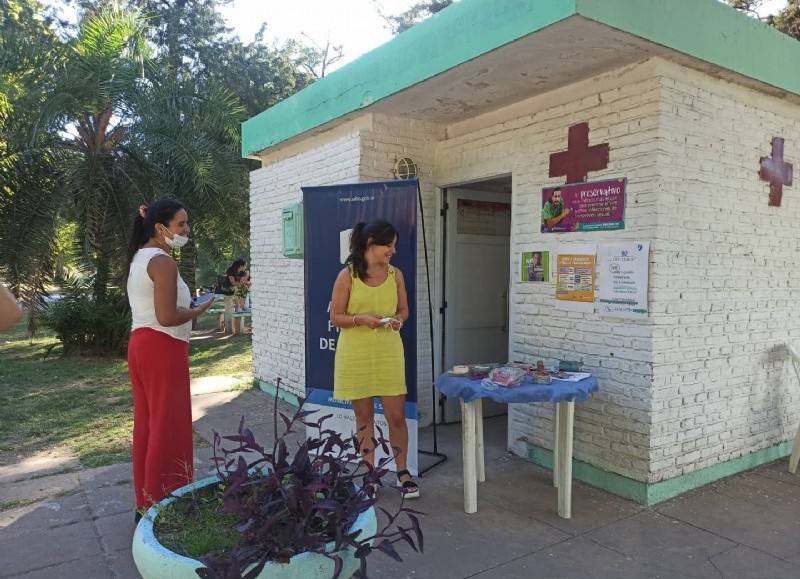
[0,0,64,335]
[38,5,150,299]
[1,2,249,342]
[125,67,249,291]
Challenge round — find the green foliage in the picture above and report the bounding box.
[767,0,800,39]
[0,0,327,341]
[377,0,455,35]
[42,275,131,357]
[0,1,64,335]
[728,0,800,40]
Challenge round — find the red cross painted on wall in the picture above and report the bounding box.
[549,122,610,184]
[759,137,793,207]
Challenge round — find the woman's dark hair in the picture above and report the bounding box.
[345,220,399,281]
[126,199,186,272]
[226,259,247,278]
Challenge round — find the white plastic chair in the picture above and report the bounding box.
[787,344,800,474]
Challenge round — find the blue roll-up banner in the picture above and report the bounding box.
[302,180,418,475]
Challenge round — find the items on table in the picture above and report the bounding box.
[447,360,591,386]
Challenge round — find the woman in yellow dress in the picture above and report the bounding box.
[329,220,418,498]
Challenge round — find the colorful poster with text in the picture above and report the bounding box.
[541,178,626,233]
[555,243,596,313]
[597,241,650,319]
[520,251,550,282]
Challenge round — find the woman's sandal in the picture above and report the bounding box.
[396,469,420,499]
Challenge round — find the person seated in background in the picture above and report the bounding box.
[226,259,250,313]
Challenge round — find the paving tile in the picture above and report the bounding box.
[366,472,571,579]
[0,520,101,576]
[10,553,113,579]
[106,546,140,579]
[3,402,800,579]
[95,510,137,553]
[749,460,800,488]
[0,471,80,505]
[710,544,800,578]
[83,484,136,519]
[471,535,697,579]
[584,510,734,578]
[191,390,242,422]
[0,493,90,535]
[0,448,80,485]
[478,455,643,534]
[657,471,800,560]
[75,462,133,489]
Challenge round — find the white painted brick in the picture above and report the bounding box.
[251,56,800,488]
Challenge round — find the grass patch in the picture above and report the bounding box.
[154,482,241,559]
[0,313,252,468]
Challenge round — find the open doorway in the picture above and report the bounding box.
[441,175,512,423]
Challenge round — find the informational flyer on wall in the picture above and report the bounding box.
[597,241,650,319]
[520,250,550,282]
[541,178,626,233]
[555,243,596,313]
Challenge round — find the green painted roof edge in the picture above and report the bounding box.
[242,0,800,158]
[241,0,577,157]
[576,0,800,98]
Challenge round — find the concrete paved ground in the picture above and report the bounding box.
[1,381,798,578]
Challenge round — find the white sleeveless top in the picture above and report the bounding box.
[127,247,192,342]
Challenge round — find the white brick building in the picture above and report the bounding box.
[242,0,800,503]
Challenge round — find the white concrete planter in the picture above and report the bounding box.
[132,476,378,579]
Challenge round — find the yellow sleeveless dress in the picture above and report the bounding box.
[333,265,407,400]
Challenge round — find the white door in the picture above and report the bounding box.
[443,188,511,422]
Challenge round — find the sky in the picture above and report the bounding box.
[756,0,790,16]
[220,0,788,72]
[47,0,790,73]
[220,0,418,70]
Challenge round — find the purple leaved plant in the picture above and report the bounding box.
[192,379,424,579]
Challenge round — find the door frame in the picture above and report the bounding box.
[434,174,514,423]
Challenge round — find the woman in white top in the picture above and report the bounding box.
[126,199,215,519]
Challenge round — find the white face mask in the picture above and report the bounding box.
[161,227,189,249]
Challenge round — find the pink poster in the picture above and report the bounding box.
[541,178,626,233]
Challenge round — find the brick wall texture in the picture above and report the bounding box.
[250,57,800,484]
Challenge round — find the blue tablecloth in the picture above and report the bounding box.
[434,372,599,404]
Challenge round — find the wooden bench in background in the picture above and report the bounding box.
[224,311,252,335]
[202,295,251,334]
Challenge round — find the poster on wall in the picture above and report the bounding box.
[597,241,650,319]
[541,178,626,233]
[555,243,596,313]
[520,250,550,282]
[302,180,418,475]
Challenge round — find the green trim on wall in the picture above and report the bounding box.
[241,0,576,157]
[241,0,800,158]
[256,379,301,407]
[576,0,800,99]
[526,440,794,505]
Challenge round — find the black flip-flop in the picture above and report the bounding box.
[396,469,420,499]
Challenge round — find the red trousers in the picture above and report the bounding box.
[128,328,193,510]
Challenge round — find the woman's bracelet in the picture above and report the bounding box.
[352,315,358,327]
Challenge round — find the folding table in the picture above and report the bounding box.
[434,372,599,518]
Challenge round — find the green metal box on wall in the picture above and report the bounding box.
[282,202,304,258]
